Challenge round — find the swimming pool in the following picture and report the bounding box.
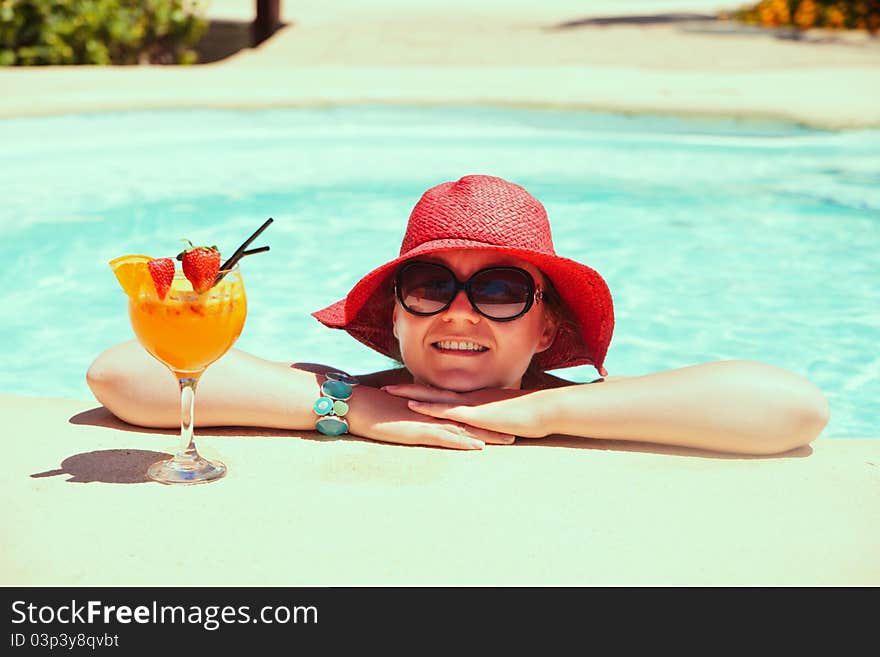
[0,106,877,437]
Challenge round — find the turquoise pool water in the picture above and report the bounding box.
[0,107,877,437]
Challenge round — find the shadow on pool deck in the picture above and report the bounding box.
[195,18,290,63]
[548,12,880,47]
[551,12,718,29]
[31,449,168,484]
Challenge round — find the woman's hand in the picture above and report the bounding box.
[346,385,516,450]
[380,384,552,439]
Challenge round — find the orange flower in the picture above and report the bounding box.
[757,0,791,26]
[772,0,791,23]
[759,4,777,26]
[825,5,846,29]
[794,0,818,29]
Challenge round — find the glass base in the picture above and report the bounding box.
[147,456,227,485]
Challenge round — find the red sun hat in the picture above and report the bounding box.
[312,174,614,376]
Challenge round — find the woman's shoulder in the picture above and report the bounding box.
[285,361,410,386]
[289,362,627,390]
[353,369,622,389]
[527,370,629,389]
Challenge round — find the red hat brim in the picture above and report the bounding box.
[312,237,613,376]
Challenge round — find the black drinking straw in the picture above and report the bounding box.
[214,218,274,285]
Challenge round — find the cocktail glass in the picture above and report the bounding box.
[128,266,247,484]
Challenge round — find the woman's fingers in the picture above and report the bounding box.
[407,399,465,420]
[369,386,514,449]
[407,401,516,444]
[378,420,484,450]
[461,424,516,445]
[435,412,515,445]
[430,423,513,448]
[433,427,486,450]
[422,423,516,449]
[377,421,512,451]
[399,423,483,450]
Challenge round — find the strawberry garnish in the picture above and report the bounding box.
[148,258,175,300]
[177,240,221,294]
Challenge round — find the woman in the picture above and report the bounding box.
[87,175,829,454]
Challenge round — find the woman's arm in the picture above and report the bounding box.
[85,341,512,448]
[385,360,831,455]
[86,340,326,429]
[544,360,830,454]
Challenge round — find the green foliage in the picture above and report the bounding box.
[0,0,209,65]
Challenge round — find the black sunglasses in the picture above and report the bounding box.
[394,261,542,322]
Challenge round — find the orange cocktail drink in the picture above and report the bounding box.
[111,250,250,485]
[110,218,271,485]
[129,273,246,379]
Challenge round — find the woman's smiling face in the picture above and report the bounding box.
[392,249,558,391]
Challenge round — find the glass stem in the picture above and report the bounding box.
[175,376,201,463]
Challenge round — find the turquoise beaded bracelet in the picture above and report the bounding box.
[313,371,359,436]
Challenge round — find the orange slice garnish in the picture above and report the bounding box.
[109,254,153,298]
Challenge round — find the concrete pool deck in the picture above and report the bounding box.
[2,394,878,586]
[1,0,879,127]
[2,2,878,586]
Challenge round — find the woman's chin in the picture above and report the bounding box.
[419,369,508,392]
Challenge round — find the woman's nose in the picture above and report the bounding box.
[442,289,481,322]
